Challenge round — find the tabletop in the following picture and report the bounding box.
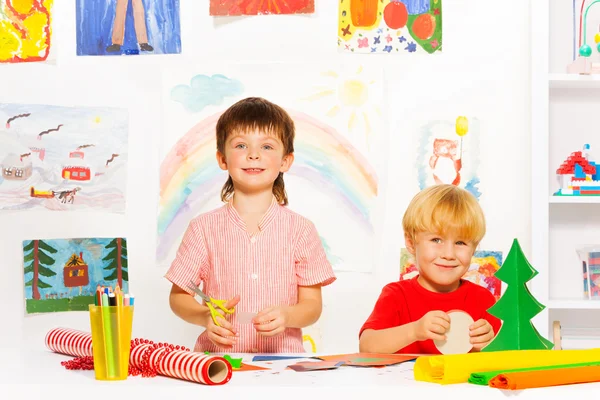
[1,346,599,399]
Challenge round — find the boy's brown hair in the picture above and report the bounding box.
[402,184,486,246]
[216,97,295,205]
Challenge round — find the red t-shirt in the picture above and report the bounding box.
[359,276,502,354]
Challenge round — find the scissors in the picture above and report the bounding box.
[186,280,234,327]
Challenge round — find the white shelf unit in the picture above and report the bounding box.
[532,1,600,344]
[549,196,600,204]
[549,73,600,88]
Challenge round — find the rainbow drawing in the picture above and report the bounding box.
[158,109,378,261]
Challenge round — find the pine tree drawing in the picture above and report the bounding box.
[23,240,57,300]
[482,238,554,352]
[103,238,128,288]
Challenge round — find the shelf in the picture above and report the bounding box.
[549,73,600,88]
[549,196,600,204]
[546,300,600,309]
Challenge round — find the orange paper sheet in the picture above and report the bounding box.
[234,363,271,372]
[489,365,600,390]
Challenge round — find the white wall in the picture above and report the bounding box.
[0,0,532,354]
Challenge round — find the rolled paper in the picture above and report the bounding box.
[46,328,232,385]
[489,365,600,390]
[158,350,232,385]
[45,328,93,358]
[128,343,232,385]
[129,343,153,369]
[414,348,600,384]
[469,361,600,386]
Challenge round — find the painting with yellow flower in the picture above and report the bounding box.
[0,0,53,63]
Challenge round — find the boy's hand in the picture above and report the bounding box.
[205,295,240,349]
[469,319,494,351]
[252,306,289,337]
[414,310,450,341]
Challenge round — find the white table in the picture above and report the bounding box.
[1,347,599,399]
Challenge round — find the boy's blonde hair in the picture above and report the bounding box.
[402,184,485,245]
[216,97,295,205]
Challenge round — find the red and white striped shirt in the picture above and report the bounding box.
[165,196,336,353]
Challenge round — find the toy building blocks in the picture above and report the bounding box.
[555,144,600,196]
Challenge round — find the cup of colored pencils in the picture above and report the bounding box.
[89,285,134,380]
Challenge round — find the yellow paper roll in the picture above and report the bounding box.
[414,348,600,384]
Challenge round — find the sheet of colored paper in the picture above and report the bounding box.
[489,365,600,390]
[233,363,271,372]
[252,355,314,362]
[288,361,344,372]
[469,361,600,385]
[414,348,600,384]
[317,353,417,366]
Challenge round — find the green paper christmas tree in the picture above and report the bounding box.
[482,238,554,352]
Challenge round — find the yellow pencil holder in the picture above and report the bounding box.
[89,305,134,381]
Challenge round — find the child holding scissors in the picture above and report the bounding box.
[359,184,501,354]
[165,97,336,353]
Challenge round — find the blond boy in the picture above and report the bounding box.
[359,184,501,354]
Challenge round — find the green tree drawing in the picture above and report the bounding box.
[103,238,128,288]
[23,240,57,300]
[482,239,554,352]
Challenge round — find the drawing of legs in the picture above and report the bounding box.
[132,0,153,51]
[106,0,153,53]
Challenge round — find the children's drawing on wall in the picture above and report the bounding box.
[415,116,481,200]
[400,248,502,299]
[210,0,314,16]
[159,64,387,273]
[0,0,53,63]
[0,103,128,212]
[76,0,181,56]
[338,0,442,54]
[24,238,128,314]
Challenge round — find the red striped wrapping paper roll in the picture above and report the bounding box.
[129,345,232,385]
[46,328,232,385]
[45,328,93,358]
[159,350,232,385]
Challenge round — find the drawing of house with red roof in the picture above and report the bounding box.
[555,144,600,195]
[61,150,93,182]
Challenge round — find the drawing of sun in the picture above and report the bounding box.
[302,66,381,150]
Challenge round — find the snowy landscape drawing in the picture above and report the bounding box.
[0,103,128,212]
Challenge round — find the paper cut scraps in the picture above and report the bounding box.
[401,249,502,299]
[0,0,54,63]
[338,0,442,54]
[252,355,311,362]
[316,353,417,367]
[0,103,128,213]
[210,0,314,16]
[76,0,181,56]
[482,239,554,352]
[159,64,387,274]
[232,363,270,372]
[288,361,344,372]
[24,237,129,314]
